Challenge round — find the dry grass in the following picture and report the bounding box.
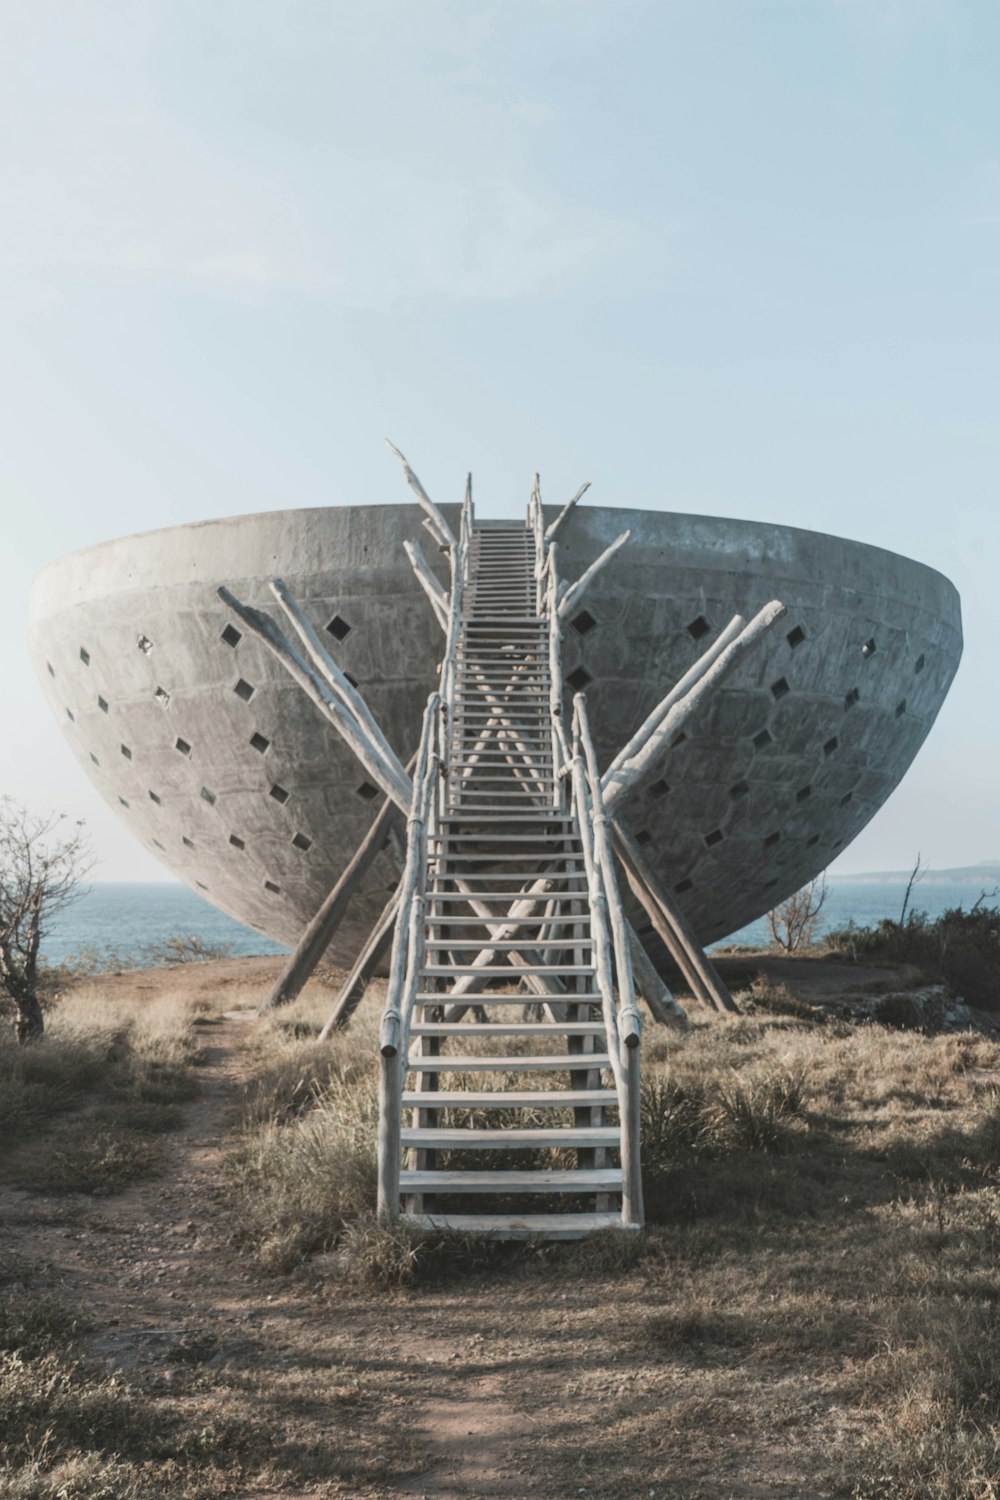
[0,982,207,1194]
[6,963,1000,1496]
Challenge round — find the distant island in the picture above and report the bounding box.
[830,861,1000,887]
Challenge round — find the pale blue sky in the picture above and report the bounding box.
[3,0,998,880]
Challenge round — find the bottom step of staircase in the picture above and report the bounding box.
[400,1211,636,1241]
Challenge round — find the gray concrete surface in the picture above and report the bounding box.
[28,502,962,964]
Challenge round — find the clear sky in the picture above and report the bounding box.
[3,0,998,880]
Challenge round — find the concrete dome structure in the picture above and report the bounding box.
[28,503,962,963]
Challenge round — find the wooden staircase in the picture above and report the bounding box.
[377,513,644,1239]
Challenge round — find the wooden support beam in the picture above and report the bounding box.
[544,482,591,545]
[626,919,687,1027]
[262,789,405,1013]
[602,613,746,788]
[269,578,404,774]
[603,600,787,812]
[318,889,401,1040]
[218,585,413,813]
[403,540,449,632]
[385,439,456,551]
[557,530,631,622]
[611,819,738,1015]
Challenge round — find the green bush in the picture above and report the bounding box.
[827,903,1000,1010]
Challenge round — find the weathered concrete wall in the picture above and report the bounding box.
[28,502,962,963]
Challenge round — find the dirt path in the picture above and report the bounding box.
[3,955,907,1497]
[2,1011,260,1372]
[1,995,551,1498]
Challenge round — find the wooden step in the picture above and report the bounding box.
[402,1089,617,1107]
[406,1053,611,1071]
[410,1021,606,1036]
[401,1127,619,1149]
[413,992,606,1004]
[398,1168,622,1192]
[421,964,596,978]
[399,1212,632,1240]
[423,940,593,952]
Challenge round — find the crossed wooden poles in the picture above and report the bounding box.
[219,445,786,1034]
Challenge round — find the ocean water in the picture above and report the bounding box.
[714,878,999,950]
[41,883,287,967]
[40,876,1000,970]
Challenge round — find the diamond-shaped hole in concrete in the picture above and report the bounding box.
[90,753,99,766]
[234,679,255,702]
[153,838,165,851]
[326,615,351,641]
[154,686,170,708]
[200,787,216,806]
[771,677,790,700]
[675,878,694,894]
[229,834,245,850]
[98,696,108,713]
[671,731,687,748]
[571,609,597,636]
[840,791,853,805]
[356,781,379,802]
[47,662,55,678]
[862,638,877,659]
[182,836,195,849]
[66,708,75,722]
[137,634,153,655]
[196,882,209,892]
[844,688,860,709]
[895,699,907,717]
[269,784,290,804]
[704,829,723,847]
[823,736,839,756]
[730,780,749,800]
[80,647,90,666]
[566,666,592,691]
[753,729,773,750]
[687,615,711,640]
[149,790,161,805]
[765,831,781,848]
[915,654,926,673]
[636,829,652,846]
[250,732,270,753]
[292,832,312,851]
[649,779,670,799]
[118,796,129,808]
[264,879,281,894]
[807,834,820,847]
[796,785,812,802]
[176,738,191,756]
[786,625,806,649]
[120,744,132,760]
[221,624,242,648]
